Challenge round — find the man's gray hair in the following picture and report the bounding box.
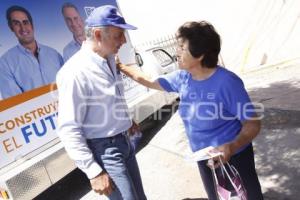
[85,26,109,40]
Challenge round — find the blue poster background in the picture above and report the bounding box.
[0,0,117,56]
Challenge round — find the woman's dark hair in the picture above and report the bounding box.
[6,5,33,29]
[176,21,221,68]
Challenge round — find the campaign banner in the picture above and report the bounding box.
[0,85,58,168]
[0,0,141,168]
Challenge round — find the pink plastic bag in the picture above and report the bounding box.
[210,158,248,200]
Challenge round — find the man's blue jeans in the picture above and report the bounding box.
[87,133,147,200]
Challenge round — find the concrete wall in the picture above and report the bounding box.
[118,0,300,72]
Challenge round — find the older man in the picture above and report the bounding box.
[56,5,146,200]
[0,5,63,100]
[61,2,85,62]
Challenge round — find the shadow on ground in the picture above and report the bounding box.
[248,80,300,111]
[34,169,90,200]
[138,103,178,152]
[248,81,300,200]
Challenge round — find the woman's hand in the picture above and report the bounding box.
[208,142,236,168]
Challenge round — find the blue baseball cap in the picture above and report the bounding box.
[86,5,137,30]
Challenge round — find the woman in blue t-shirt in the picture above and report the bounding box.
[118,21,264,200]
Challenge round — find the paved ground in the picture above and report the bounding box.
[242,60,300,200]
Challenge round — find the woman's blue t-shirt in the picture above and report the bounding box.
[157,66,255,152]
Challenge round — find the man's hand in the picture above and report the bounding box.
[90,171,114,196]
[115,55,121,69]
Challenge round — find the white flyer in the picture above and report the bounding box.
[185,146,223,162]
